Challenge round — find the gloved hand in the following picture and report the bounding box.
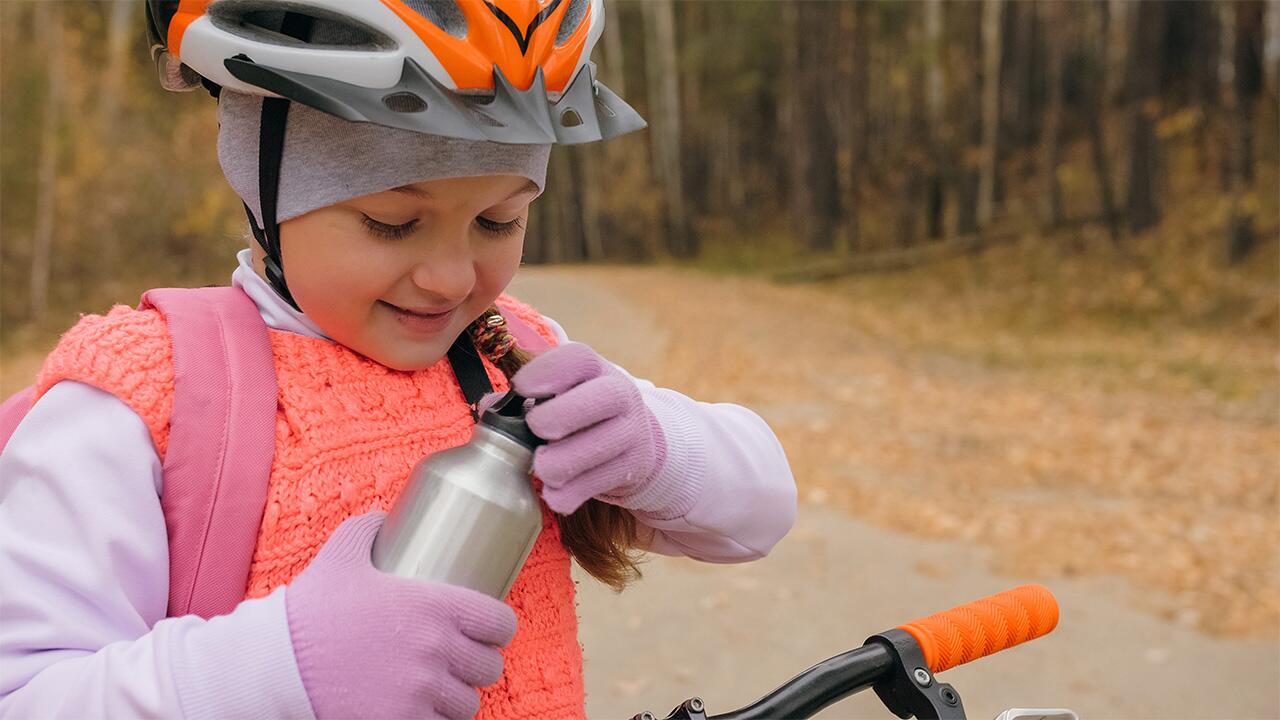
[285,512,517,720]
[502,342,684,516]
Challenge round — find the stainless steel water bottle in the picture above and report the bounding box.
[371,390,544,599]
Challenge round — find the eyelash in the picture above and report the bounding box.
[360,215,525,240]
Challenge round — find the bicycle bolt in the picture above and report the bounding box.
[689,697,705,713]
[639,713,656,720]
[913,667,932,686]
[941,687,959,706]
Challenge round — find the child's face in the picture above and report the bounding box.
[261,174,538,370]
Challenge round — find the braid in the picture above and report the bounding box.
[466,306,642,591]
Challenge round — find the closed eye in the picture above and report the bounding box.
[361,214,417,240]
[476,216,525,237]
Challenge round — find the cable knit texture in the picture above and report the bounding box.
[34,294,586,720]
[36,305,175,458]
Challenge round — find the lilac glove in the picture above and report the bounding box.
[507,342,694,516]
[285,512,517,720]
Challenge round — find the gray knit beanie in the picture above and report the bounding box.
[216,90,552,226]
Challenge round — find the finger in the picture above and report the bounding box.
[539,458,641,515]
[531,414,637,483]
[433,677,482,720]
[476,391,505,416]
[525,374,636,441]
[448,636,506,688]
[511,343,606,398]
[448,588,518,646]
[313,512,387,564]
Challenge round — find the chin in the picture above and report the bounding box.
[373,347,449,372]
[380,334,459,371]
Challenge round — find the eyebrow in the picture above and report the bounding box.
[389,178,539,201]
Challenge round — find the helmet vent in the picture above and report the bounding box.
[209,3,394,50]
[468,109,506,128]
[401,0,468,39]
[559,108,583,128]
[383,91,428,114]
[556,0,590,46]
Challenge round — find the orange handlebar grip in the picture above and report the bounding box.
[896,584,1059,674]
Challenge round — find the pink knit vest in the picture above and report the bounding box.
[36,294,586,719]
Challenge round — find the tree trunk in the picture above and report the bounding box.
[30,2,64,323]
[1039,0,1065,230]
[1006,0,1037,149]
[957,2,983,237]
[781,2,810,252]
[924,0,946,240]
[1225,1,1266,264]
[898,5,927,248]
[1267,0,1280,95]
[94,0,136,289]
[829,1,861,252]
[803,2,840,251]
[1218,0,1238,192]
[977,0,1003,229]
[600,0,627,99]
[1106,0,1130,106]
[849,0,871,249]
[642,0,690,258]
[1087,0,1121,242]
[576,146,605,262]
[1124,0,1166,234]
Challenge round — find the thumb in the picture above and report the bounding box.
[477,391,505,416]
[312,511,387,565]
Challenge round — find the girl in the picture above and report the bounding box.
[0,2,796,718]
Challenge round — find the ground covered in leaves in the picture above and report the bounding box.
[569,257,1277,639]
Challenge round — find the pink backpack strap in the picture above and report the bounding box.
[141,287,277,619]
[0,387,37,455]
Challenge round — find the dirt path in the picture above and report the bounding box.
[508,266,1279,720]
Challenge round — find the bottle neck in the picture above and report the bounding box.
[472,424,535,471]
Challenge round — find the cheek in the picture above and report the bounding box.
[280,217,393,324]
[473,238,524,296]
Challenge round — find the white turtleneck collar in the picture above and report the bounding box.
[229,248,330,340]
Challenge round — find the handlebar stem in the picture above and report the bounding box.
[867,629,966,720]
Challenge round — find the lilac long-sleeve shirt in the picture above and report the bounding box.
[0,251,797,718]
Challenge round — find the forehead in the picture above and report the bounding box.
[388,176,539,202]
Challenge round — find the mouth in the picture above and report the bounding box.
[380,300,459,335]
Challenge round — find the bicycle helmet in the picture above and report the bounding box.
[145,0,645,144]
[145,0,644,310]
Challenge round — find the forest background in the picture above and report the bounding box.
[1,0,1279,649]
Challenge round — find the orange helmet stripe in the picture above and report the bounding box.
[169,0,211,59]
[382,0,586,93]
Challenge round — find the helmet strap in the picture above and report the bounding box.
[244,12,313,312]
[246,94,296,310]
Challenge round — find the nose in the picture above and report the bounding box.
[407,231,476,302]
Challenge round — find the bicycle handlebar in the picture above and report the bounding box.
[632,584,1061,720]
[897,583,1059,673]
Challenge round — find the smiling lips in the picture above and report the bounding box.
[382,300,458,334]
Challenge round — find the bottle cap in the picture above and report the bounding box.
[479,390,545,449]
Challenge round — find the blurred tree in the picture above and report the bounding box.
[955,1,983,237]
[977,0,1003,229]
[29,2,64,324]
[642,0,692,258]
[1086,0,1121,242]
[94,0,137,290]
[1224,0,1266,264]
[1123,0,1166,234]
[898,2,927,247]
[1038,0,1066,230]
[924,0,946,241]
